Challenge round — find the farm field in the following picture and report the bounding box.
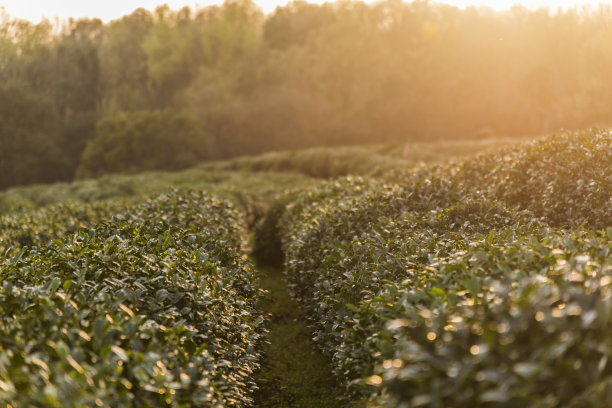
[0,130,611,407]
[0,137,521,214]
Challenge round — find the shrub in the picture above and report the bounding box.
[77,110,213,178]
[0,190,266,406]
[0,199,129,256]
[265,129,612,406]
[385,128,612,230]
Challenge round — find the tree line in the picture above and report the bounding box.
[1,0,611,189]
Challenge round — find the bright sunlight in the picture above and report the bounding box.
[3,0,612,21]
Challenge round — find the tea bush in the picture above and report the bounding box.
[0,190,265,407]
[375,228,612,407]
[268,129,612,406]
[387,128,612,230]
[0,200,130,256]
[456,128,612,230]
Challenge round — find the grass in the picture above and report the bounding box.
[254,265,353,407]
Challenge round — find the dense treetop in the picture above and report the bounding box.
[2,0,611,188]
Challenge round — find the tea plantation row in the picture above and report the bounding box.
[0,191,265,407]
[385,128,612,230]
[0,200,130,257]
[259,129,612,406]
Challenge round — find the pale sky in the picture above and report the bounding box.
[1,0,611,22]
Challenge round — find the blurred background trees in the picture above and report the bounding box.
[1,0,612,188]
[76,110,211,178]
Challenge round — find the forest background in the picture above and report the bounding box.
[1,0,611,189]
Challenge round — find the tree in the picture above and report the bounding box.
[0,84,65,189]
[99,9,154,112]
[263,0,336,50]
[53,18,103,115]
[77,110,213,178]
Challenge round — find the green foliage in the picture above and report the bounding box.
[263,1,336,50]
[0,17,101,189]
[0,190,265,406]
[0,83,66,189]
[200,138,525,180]
[5,0,612,189]
[141,6,202,107]
[52,19,103,114]
[202,146,409,178]
[0,199,129,256]
[0,168,316,231]
[382,128,612,230]
[77,110,212,178]
[453,129,612,230]
[60,111,99,177]
[98,8,154,111]
[374,229,612,408]
[264,130,612,406]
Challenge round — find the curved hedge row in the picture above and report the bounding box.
[0,199,130,256]
[0,190,265,407]
[375,227,612,407]
[387,128,612,230]
[275,177,612,406]
[458,128,612,230]
[268,129,612,406]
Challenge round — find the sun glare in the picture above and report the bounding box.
[439,0,611,11]
[2,0,611,22]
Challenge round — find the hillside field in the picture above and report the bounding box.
[0,130,611,407]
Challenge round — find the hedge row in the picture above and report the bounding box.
[0,190,265,407]
[0,200,130,256]
[266,130,612,406]
[386,128,612,230]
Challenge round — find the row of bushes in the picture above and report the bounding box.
[258,130,612,406]
[0,199,131,256]
[201,145,410,180]
[386,128,612,230]
[199,138,519,182]
[0,190,266,406]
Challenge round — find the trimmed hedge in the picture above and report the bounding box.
[0,200,130,256]
[387,128,612,230]
[266,129,612,406]
[0,190,265,407]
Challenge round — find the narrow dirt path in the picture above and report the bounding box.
[254,265,349,407]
